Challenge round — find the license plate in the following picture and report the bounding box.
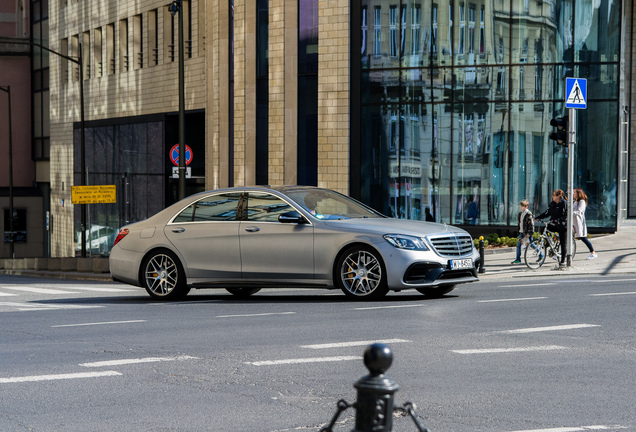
[450,258,473,270]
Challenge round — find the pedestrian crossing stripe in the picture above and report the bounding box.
[565,78,587,109]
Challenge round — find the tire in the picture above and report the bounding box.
[524,238,547,269]
[142,250,190,300]
[416,284,456,297]
[336,246,389,300]
[225,288,262,298]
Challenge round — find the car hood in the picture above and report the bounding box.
[321,218,470,237]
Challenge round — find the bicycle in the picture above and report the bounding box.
[524,220,576,269]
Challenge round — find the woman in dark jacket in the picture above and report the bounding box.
[535,189,568,268]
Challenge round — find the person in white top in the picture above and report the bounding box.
[573,188,597,260]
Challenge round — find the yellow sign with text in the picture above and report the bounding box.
[71,185,117,204]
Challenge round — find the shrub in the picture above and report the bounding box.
[486,233,499,244]
[507,237,518,247]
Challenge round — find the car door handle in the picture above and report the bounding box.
[244,226,260,232]
[171,227,186,233]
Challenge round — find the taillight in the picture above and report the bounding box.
[113,228,130,246]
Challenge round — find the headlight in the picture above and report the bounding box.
[383,234,430,251]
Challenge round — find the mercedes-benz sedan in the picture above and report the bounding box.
[110,186,481,300]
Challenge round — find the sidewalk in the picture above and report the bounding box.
[478,224,636,279]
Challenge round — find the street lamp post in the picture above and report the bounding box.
[169,0,186,201]
[0,85,15,258]
[11,40,88,257]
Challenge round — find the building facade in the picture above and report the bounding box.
[42,0,632,257]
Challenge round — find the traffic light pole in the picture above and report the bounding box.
[566,108,575,267]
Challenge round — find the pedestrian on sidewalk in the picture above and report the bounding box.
[573,187,597,260]
[535,189,568,269]
[511,200,534,264]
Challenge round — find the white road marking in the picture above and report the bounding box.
[498,324,600,334]
[0,291,17,296]
[499,283,557,288]
[478,297,547,303]
[506,425,628,432]
[0,371,122,384]
[301,339,411,349]
[590,291,636,296]
[79,355,199,368]
[54,286,134,293]
[452,345,568,354]
[215,312,296,318]
[246,356,362,366]
[0,302,103,311]
[0,286,78,294]
[353,304,425,310]
[52,320,146,328]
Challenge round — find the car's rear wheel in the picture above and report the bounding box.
[225,288,262,298]
[336,246,388,300]
[142,250,190,300]
[416,284,456,297]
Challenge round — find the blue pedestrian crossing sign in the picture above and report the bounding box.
[565,78,587,109]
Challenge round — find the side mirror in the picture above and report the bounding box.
[278,211,308,224]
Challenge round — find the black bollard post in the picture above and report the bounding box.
[353,343,399,432]
[478,236,486,274]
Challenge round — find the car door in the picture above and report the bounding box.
[165,192,242,281]
[239,192,314,281]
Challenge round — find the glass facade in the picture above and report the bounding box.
[355,0,620,229]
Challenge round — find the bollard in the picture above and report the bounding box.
[320,344,430,432]
[478,236,486,274]
[353,343,399,432]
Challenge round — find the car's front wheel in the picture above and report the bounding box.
[142,250,190,300]
[416,284,456,297]
[336,246,388,300]
[225,288,261,298]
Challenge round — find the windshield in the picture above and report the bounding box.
[284,189,385,220]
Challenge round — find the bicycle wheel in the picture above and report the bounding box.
[525,238,547,269]
[555,238,577,261]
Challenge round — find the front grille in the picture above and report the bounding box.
[427,234,474,257]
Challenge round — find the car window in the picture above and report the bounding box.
[246,192,293,222]
[173,193,241,222]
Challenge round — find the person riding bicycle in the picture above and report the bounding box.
[535,189,567,269]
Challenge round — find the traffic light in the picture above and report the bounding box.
[549,116,569,147]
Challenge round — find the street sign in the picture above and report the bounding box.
[172,167,192,178]
[71,185,117,204]
[170,144,193,166]
[565,78,587,109]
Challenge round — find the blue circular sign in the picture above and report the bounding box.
[170,144,193,166]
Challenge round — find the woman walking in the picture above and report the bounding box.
[535,189,568,269]
[573,187,597,259]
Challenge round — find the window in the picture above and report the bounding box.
[164,6,175,62]
[4,209,27,243]
[479,6,485,55]
[468,4,475,54]
[183,0,192,58]
[246,193,293,222]
[389,5,397,57]
[149,9,159,65]
[82,31,90,79]
[119,19,129,72]
[94,28,103,76]
[173,194,241,222]
[410,5,420,55]
[361,6,367,56]
[71,34,79,81]
[458,3,465,55]
[106,23,115,74]
[373,6,381,57]
[431,4,438,57]
[61,38,69,83]
[133,14,143,69]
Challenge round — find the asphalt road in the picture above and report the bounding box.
[1,274,635,432]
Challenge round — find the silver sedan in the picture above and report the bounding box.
[109,186,481,300]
